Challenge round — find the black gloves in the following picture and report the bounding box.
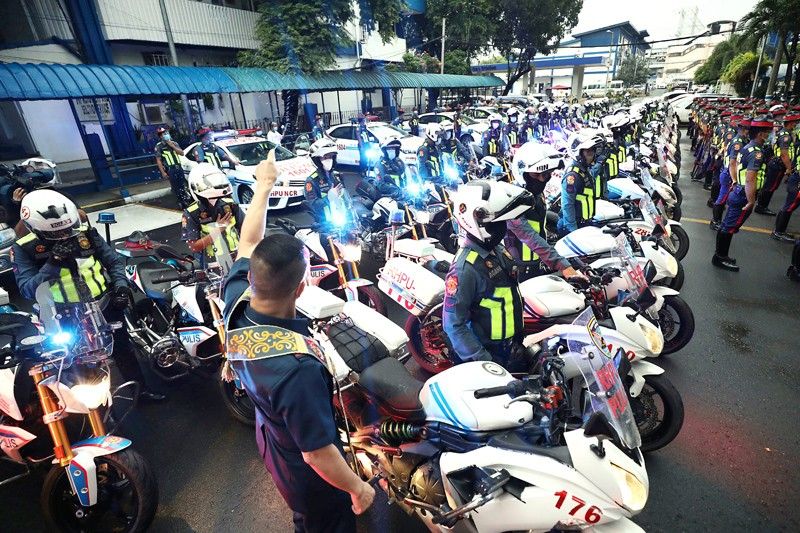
[112,285,133,310]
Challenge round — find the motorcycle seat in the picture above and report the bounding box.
[357,357,425,421]
[487,432,573,466]
[136,260,178,301]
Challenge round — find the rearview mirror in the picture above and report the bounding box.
[643,260,657,283]
[584,412,616,442]
[636,287,657,309]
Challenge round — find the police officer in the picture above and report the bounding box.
[409,111,420,137]
[755,107,793,215]
[557,131,602,236]
[772,111,800,241]
[311,114,326,142]
[416,123,445,182]
[0,162,55,227]
[518,106,539,144]
[482,114,510,158]
[503,107,521,148]
[193,127,239,169]
[439,122,476,173]
[182,163,244,267]
[154,127,191,209]
[506,142,585,281]
[713,116,774,271]
[355,114,375,178]
[711,116,750,230]
[223,150,374,532]
[442,180,533,364]
[373,139,407,196]
[305,140,343,220]
[13,190,163,401]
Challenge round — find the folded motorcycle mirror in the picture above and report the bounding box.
[643,260,657,283]
[584,412,616,458]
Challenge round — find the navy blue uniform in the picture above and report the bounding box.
[311,123,326,142]
[374,157,407,195]
[481,128,509,157]
[223,258,354,532]
[503,123,520,147]
[416,139,444,182]
[442,242,523,363]
[154,140,190,208]
[557,161,595,235]
[720,140,766,234]
[304,169,342,224]
[409,117,420,137]
[194,142,229,169]
[519,119,538,144]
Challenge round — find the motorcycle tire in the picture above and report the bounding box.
[404,308,454,375]
[654,260,684,291]
[41,447,158,533]
[658,295,695,355]
[218,376,256,426]
[668,224,690,261]
[668,204,682,222]
[630,374,684,453]
[357,285,387,316]
[672,183,683,206]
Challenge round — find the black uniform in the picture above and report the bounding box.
[154,140,191,209]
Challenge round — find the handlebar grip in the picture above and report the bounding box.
[473,385,514,399]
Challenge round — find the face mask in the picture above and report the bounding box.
[525,175,547,195]
[510,116,517,124]
[162,133,171,141]
[322,159,334,171]
[444,132,452,141]
[386,150,397,160]
[482,221,507,250]
[527,115,536,122]
[492,122,500,130]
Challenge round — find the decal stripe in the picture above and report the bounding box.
[562,237,585,256]
[429,382,467,429]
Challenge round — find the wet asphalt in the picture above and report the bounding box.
[2,131,800,532]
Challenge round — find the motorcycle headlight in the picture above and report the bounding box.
[340,243,362,262]
[638,321,663,354]
[70,376,111,409]
[0,228,16,248]
[611,463,648,512]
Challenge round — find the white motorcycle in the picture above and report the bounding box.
[322,306,649,532]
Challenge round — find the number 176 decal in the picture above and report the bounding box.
[554,490,603,524]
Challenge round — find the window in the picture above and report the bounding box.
[143,52,170,66]
[329,126,354,140]
[185,144,200,163]
[418,115,436,124]
[140,103,165,125]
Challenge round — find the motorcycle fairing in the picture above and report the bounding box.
[0,425,37,462]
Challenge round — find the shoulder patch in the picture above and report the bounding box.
[755,151,763,160]
[305,181,313,192]
[445,275,458,296]
[181,215,188,228]
[566,175,575,185]
[733,143,741,151]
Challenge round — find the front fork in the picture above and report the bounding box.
[328,236,361,302]
[31,365,76,466]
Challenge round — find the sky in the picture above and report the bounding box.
[570,0,758,43]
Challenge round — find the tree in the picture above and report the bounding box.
[491,0,583,95]
[240,0,404,132]
[397,51,441,73]
[418,0,498,60]
[721,51,771,96]
[443,50,471,75]
[615,54,650,87]
[694,33,758,85]
[742,0,800,97]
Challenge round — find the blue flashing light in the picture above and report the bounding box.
[406,181,422,196]
[51,331,73,346]
[330,210,347,228]
[367,147,382,162]
[444,166,460,182]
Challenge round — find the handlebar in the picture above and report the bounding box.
[153,271,199,285]
[473,380,526,399]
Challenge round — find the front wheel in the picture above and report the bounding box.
[218,375,256,426]
[658,295,695,355]
[405,307,454,374]
[356,285,387,316]
[41,448,159,533]
[668,204,682,222]
[668,225,690,261]
[238,185,254,205]
[629,374,684,453]
[654,260,684,291]
[672,183,683,206]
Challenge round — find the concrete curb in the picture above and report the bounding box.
[123,186,172,204]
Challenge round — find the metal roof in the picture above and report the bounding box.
[0,62,503,101]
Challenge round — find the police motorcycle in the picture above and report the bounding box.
[0,281,158,532]
[273,186,386,315]
[326,306,649,532]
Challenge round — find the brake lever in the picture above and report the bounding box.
[504,392,541,409]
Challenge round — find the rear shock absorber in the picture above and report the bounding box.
[379,420,422,445]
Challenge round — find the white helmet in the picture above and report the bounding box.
[488,113,503,129]
[567,130,602,159]
[452,180,532,245]
[426,122,443,142]
[310,138,338,161]
[20,190,81,240]
[597,127,614,143]
[188,163,232,203]
[506,107,520,123]
[512,142,564,186]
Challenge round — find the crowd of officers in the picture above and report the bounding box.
[689,98,800,278]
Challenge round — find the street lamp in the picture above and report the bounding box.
[606,30,613,89]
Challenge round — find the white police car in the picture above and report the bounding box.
[180,130,315,209]
[324,122,423,167]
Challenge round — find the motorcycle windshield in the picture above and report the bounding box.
[655,145,671,179]
[638,195,666,232]
[638,164,657,194]
[611,233,649,304]
[34,281,113,362]
[570,308,642,450]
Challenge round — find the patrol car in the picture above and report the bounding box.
[180,130,315,209]
[400,112,487,154]
[325,121,423,167]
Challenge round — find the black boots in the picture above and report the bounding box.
[712,231,739,271]
[755,189,776,215]
[710,204,725,231]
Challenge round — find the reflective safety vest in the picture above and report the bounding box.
[605,151,619,180]
[187,198,240,259]
[465,249,522,341]
[485,137,500,156]
[15,229,109,304]
[202,145,223,168]
[736,146,766,190]
[570,165,595,222]
[506,128,519,146]
[520,219,542,262]
[617,144,626,165]
[156,142,180,168]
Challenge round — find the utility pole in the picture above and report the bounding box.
[751,35,766,98]
[159,0,193,128]
[765,31,785,101]
[440,18,446,74]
